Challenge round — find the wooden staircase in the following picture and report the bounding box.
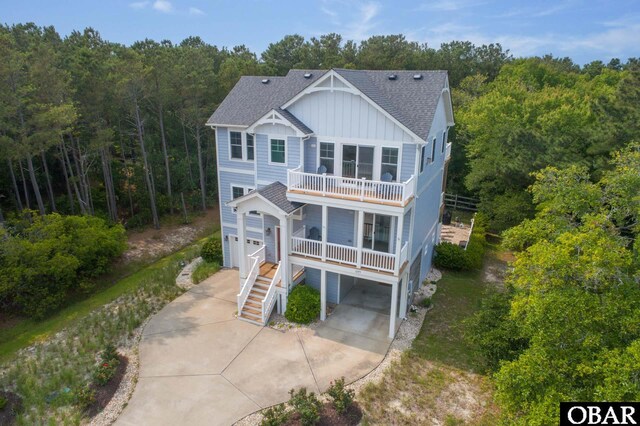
[238,262,281,325]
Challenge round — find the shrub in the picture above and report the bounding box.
[201,238,223,264]
[93,344,120,386]
[100,343,119,365]
[327,377,354,414]
[434,217,487,271]
[191,261,220,284]
[288,388,321,426]
[420,297,432,309]
[0,395,6,410]
[260,403,289,426]
[285,285,321,324]
[74,385,96,409]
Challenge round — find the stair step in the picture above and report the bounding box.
[245,301,261,310]
[251,287,267,295]
[238,314,263,326]
[247,295,263,303]
[255,279,271,285]
[242,306,262,317]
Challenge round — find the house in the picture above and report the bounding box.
[206,69,454,338]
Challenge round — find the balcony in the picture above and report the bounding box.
[287,167,414,207]
[290,227,409,275]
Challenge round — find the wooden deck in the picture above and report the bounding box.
[288,188,412,207]
[259,262,279,279]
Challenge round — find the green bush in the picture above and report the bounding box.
[0,212,127,318]
[434,217,487,271]
[288,388,321,426]
[327,377,354,414]
[285,285,321,324]
[93,344,120,386]
[74,385,95,409]
[191,261,220,284]
[420,297,432,309]
[200,238,223,264]
[260,403,290,426]
[0,395,7,410]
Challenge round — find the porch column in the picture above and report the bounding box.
[394,212,405,275]
[320,269,327,321]
[321,205,328,261]
[237,209,247,280]
[356,210,364,268]
[389,280,398,338]
[399,271,408,318]
[280,214,290,290]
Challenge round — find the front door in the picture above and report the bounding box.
[362,213,392,252]
[342,145,374,180]
[275,226,281,262]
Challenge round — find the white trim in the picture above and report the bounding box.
[207,123,248,129]
[218,166,255,175]
[215,127,227,267]
[282,70,425,143]
[229,183,260,216]
[246,109,311,138]
[268,137,288,166]
[222,221,237,229]
[246,226,264,235]
[227,129,255,163]
[256,179,275,186]
[289,255,400,285]
[287,191,412,215]
[317,141,336,174]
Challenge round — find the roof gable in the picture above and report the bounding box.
[227,182,304,215]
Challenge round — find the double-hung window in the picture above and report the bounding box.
[381,147,399,181]
[430,137,436,164]
[420,145,427,173]
[319,142,334,173]
[232,186,245,200]
[441,130,447,153]
[270,139,286,164]
[246,134,255,160]
[230,131,243,160]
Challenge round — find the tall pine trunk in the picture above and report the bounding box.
[18,159,31,210]
[7,159,24,211]
[58,143,75,214]
[182,121,195,188]
[158,105,173,214]
[61,136,87,215]
[134,100,160,229]
[195,125,206,211]
[41,151,57,212]
[26,155,45,215]
[100,147,118,222]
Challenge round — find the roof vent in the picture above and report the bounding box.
[413,74,423,80]
[303,72,312,79]
[388,74,397,80]
[261,78,270,84]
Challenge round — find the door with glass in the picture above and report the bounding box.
[362,213,392,252]
[342,145,374,180]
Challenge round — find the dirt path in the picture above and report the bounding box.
[122,208,219,263]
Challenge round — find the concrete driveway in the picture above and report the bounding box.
[116,269,392,426]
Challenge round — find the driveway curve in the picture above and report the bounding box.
[117,269,391,426]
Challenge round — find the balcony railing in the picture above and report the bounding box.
[290,237,409,274]
[287,167,414,206]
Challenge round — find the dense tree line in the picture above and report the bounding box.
[0,26,512,227]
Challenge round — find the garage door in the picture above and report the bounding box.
[229,235,263,268]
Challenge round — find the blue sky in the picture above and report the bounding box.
[2,0,639,64]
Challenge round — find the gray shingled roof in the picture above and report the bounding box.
[207,69,449,141]
[252,182,304,214]
[334,69,448,140]
[206,70,324,127]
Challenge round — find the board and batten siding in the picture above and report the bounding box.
[304,137,317,173]
[288,90,415,142]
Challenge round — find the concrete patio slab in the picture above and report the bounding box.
[117,375,259,426]
[190,268,239,302]
[323,304,393,342]
[140,319,261,377]
[143,292,237,336]
[221,327,319,408]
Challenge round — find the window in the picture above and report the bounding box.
[232,186,245,199]
[230,131,243,159]
[430,138,436,164]
[319,142,334,173]
[270,139,286,164]
[246,134,254,161]
[441,130,447,153]
[420,145,427,173]
[381,147,399,181]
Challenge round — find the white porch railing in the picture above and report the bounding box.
[291,236,322,257]
[261,261,281,323]
[327,242,357,266]
[287,167,415,205]
[362,248,395,272]
[238,252,260,313]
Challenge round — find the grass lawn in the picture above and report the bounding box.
[191,260,222,284]
[0,230,218,363]
[359,262,501,425]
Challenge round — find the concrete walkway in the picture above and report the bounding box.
[116,269,392,426]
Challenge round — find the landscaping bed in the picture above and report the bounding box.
[283,402,362,426]
[0,390,22,425]
[86,354,128,417]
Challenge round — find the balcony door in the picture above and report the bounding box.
[362,213,392,253]
[342,145,374,180]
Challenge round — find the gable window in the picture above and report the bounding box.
[430,138,436,164]
[270,139,286,164]
[230,131,243,159]
[441,130,447,153]
[246,134,254,161]
[232,186,245,199]
[420,145,426,173]
[381,147,399,181]
[319,142,334,173]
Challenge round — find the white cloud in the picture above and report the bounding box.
[152,0,173,13]
[129,1,150,9]
[417,0,485,12]
[188,7,205,16]
[344,2,381,40]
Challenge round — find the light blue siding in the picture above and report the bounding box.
[411,180,442,261]
[402,210,411,245]
[263,215,280,263]
[304,137,317,173]
[222,225,235,267]
[256,135,301,184]
[301,205,355,246]
[304,268,339,304]
[217,127,254,172]
[400,143,416,182]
